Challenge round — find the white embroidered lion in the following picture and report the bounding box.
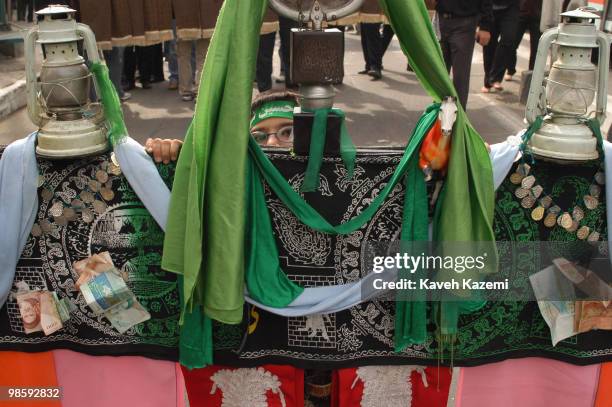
[351,365,427,407]
[210,367,286,407]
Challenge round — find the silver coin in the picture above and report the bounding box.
[31,223,42,237]
[88,179,101,192]
[93,200,107,214]
[81,191,95,204]
[96,170,109,184]
[584,195,599,210]
[515,187,529,199]
[100,160,109,171]
[517,163,531,176]
[521,175,536,189]
[531,185,543,199]
[49,201,64,217]
[41,188,54,201]
[521,195,536,209]
[111,152,119,167]
[599,242,609,256]
[40,219,52,234]
[82,208,94,223]
[572,206,584,222]
[595,171,605,185]
[588,231,600,243]
[63,207,77,221]
[590,184,601,198]
[540,196,553,209]
[100,187,115,201]
[54,215,68,226]
[549,205,561,214]
[71,199,84,209]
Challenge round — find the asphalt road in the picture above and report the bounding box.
[0,31,534,146]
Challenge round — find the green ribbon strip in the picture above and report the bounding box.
[89,62,128,147]
[301,108,357,192]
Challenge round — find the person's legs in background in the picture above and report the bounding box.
[165,20,179,90]
[381,24,394,57]
[256,31,276,92]
[526,15,541,70]
[360,22,383,80]
[150,43,165,83]
[123,46,137,91]
[482,12,501,91]
[506,14,528,80]
[439,15,479,109]
[177,40,195,101]
[103,46,130,101]
[193,38,209,95]
[488,5,520,90]
[135,45,153,89]
[279,16,298,87]
[359,22,371,74]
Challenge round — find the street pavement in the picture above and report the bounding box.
[0,31,534,146]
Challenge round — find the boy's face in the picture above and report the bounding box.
[250,117,294,148]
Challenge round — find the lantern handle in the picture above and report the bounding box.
[76,23,104,104]
[25,26,43,127]
[525,28,559,124]
[595,31,610,123]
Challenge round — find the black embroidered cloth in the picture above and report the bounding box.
[0,147,180,361]
[213,151,612,369]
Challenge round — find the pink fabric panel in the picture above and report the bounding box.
[456,358,600,407]
[53,349,179,407]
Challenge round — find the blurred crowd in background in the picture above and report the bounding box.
[4,0,593,109]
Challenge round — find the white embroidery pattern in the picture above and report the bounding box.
[210,367,286,407]
[351,365,428,407]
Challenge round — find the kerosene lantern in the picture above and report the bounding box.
[269,0,363,154]
[525,8,610,161]
[24,4,108,158]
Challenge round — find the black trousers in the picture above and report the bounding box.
[483,5,520,87]
[256,32,276,92]
[360,23,394,71]
[507,14,541,74]
[124,44,164,86]
[439,15,479,109]
[279,16,298,84]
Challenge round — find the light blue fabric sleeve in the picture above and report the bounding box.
[114,138,171,230]
[0,133,39,307]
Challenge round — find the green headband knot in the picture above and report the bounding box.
[250,100,296,128]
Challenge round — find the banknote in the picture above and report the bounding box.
[40,291,63,335]
[80,269,132,315]
[52,292,76,323]
[575,301,612,333]
[73,251,116,289]
[104,296,151,334]
[530,265,577,346]
[16,291,43,334]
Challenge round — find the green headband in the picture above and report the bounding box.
[250,100,296,128]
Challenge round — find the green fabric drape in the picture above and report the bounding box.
[301,108,356,192]
[162,0,269,324]
[379,0,496,339]
[246,105,438,307]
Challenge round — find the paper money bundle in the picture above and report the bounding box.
[74,252,150,333]
[14,281,72,336]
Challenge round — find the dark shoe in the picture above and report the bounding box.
[151,76,165,83]
[368,69,382,80]
[123,82,136,92]
[358,69,370,75]
[120,92,132,102]
[140,81,152,89]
